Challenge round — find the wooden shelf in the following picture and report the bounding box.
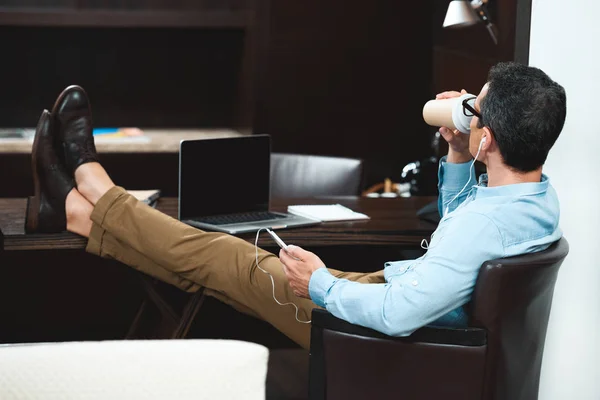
[0,129,246,154]
[0,8,252,29]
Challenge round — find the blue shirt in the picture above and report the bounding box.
[308,156,562,336]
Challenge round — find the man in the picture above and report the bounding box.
[25,61,566,349]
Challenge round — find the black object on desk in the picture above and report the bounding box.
[416,198,441,225]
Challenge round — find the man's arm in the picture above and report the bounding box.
[301,212,503,336]
[437,155,477,216]
[434,90,476,216]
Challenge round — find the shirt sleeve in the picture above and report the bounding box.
[437,155,477,217]
[308,212,503,337]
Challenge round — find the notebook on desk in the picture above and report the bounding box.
[178,134,320,234]
[287,204,369,222]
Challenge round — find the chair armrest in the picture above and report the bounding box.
[311,308,486,346]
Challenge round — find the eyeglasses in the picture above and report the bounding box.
[462,97,481,119]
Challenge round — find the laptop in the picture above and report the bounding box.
[178,134,320,234]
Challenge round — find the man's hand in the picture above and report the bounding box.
[279,245,326,299]
[436,89,473,163]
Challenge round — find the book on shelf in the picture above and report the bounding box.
[93,127,151,144]
[0,128,35,142]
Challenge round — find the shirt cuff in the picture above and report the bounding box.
[309,268,338,308]
[438,155,474,191]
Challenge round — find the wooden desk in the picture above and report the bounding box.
[0,196,438,251]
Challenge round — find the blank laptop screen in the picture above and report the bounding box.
[179,135,271,220]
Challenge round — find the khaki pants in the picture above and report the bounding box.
[86,187,385,349]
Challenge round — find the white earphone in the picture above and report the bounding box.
[444,135,487,216]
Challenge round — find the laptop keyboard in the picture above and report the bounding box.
[193,211,289,226]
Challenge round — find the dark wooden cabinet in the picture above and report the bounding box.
[252,1,435,187]
[0,0,529,191]
[0,0,252,25]
[0,0,441,190]
[0,0,257,130]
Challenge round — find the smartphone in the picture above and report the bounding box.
[266,228,289,251]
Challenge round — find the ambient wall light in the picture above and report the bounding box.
[443,0,498,45]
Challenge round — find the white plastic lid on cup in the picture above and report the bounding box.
[451,93,477,134]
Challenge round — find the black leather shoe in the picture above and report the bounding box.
[25,110,75,233]
[51,85,99,175]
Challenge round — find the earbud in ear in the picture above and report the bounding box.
[478,136,487,150]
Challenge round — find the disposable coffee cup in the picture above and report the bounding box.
[422,93,476,134]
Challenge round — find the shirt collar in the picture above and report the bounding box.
[473,173,550,199]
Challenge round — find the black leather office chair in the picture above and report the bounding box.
[270,153,364,198]
[308,237,569,400]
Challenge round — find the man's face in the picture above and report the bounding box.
[469,83,489,158]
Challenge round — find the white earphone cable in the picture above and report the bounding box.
[444,138,485,216]
[254,228,311,324]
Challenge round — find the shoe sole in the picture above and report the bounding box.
[25,196,40,233]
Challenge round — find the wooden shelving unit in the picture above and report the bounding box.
[0,8,252,28]
[0,1,261,130]
[0,1,263,198]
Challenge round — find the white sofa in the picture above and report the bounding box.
[0,339,268,399]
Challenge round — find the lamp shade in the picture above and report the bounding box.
[443,0,478,28]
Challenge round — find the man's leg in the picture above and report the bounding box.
[330,269,386,284]
[204,270,386,324]
[69,162,385,348]
[83,186,315,347]
[67,188,204,293]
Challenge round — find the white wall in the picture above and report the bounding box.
[530,1,600,399]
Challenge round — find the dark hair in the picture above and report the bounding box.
[478,62,566,172]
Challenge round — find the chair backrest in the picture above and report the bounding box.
[0,339,268,400]
[270,153,363,198]
[470,237,569,400]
